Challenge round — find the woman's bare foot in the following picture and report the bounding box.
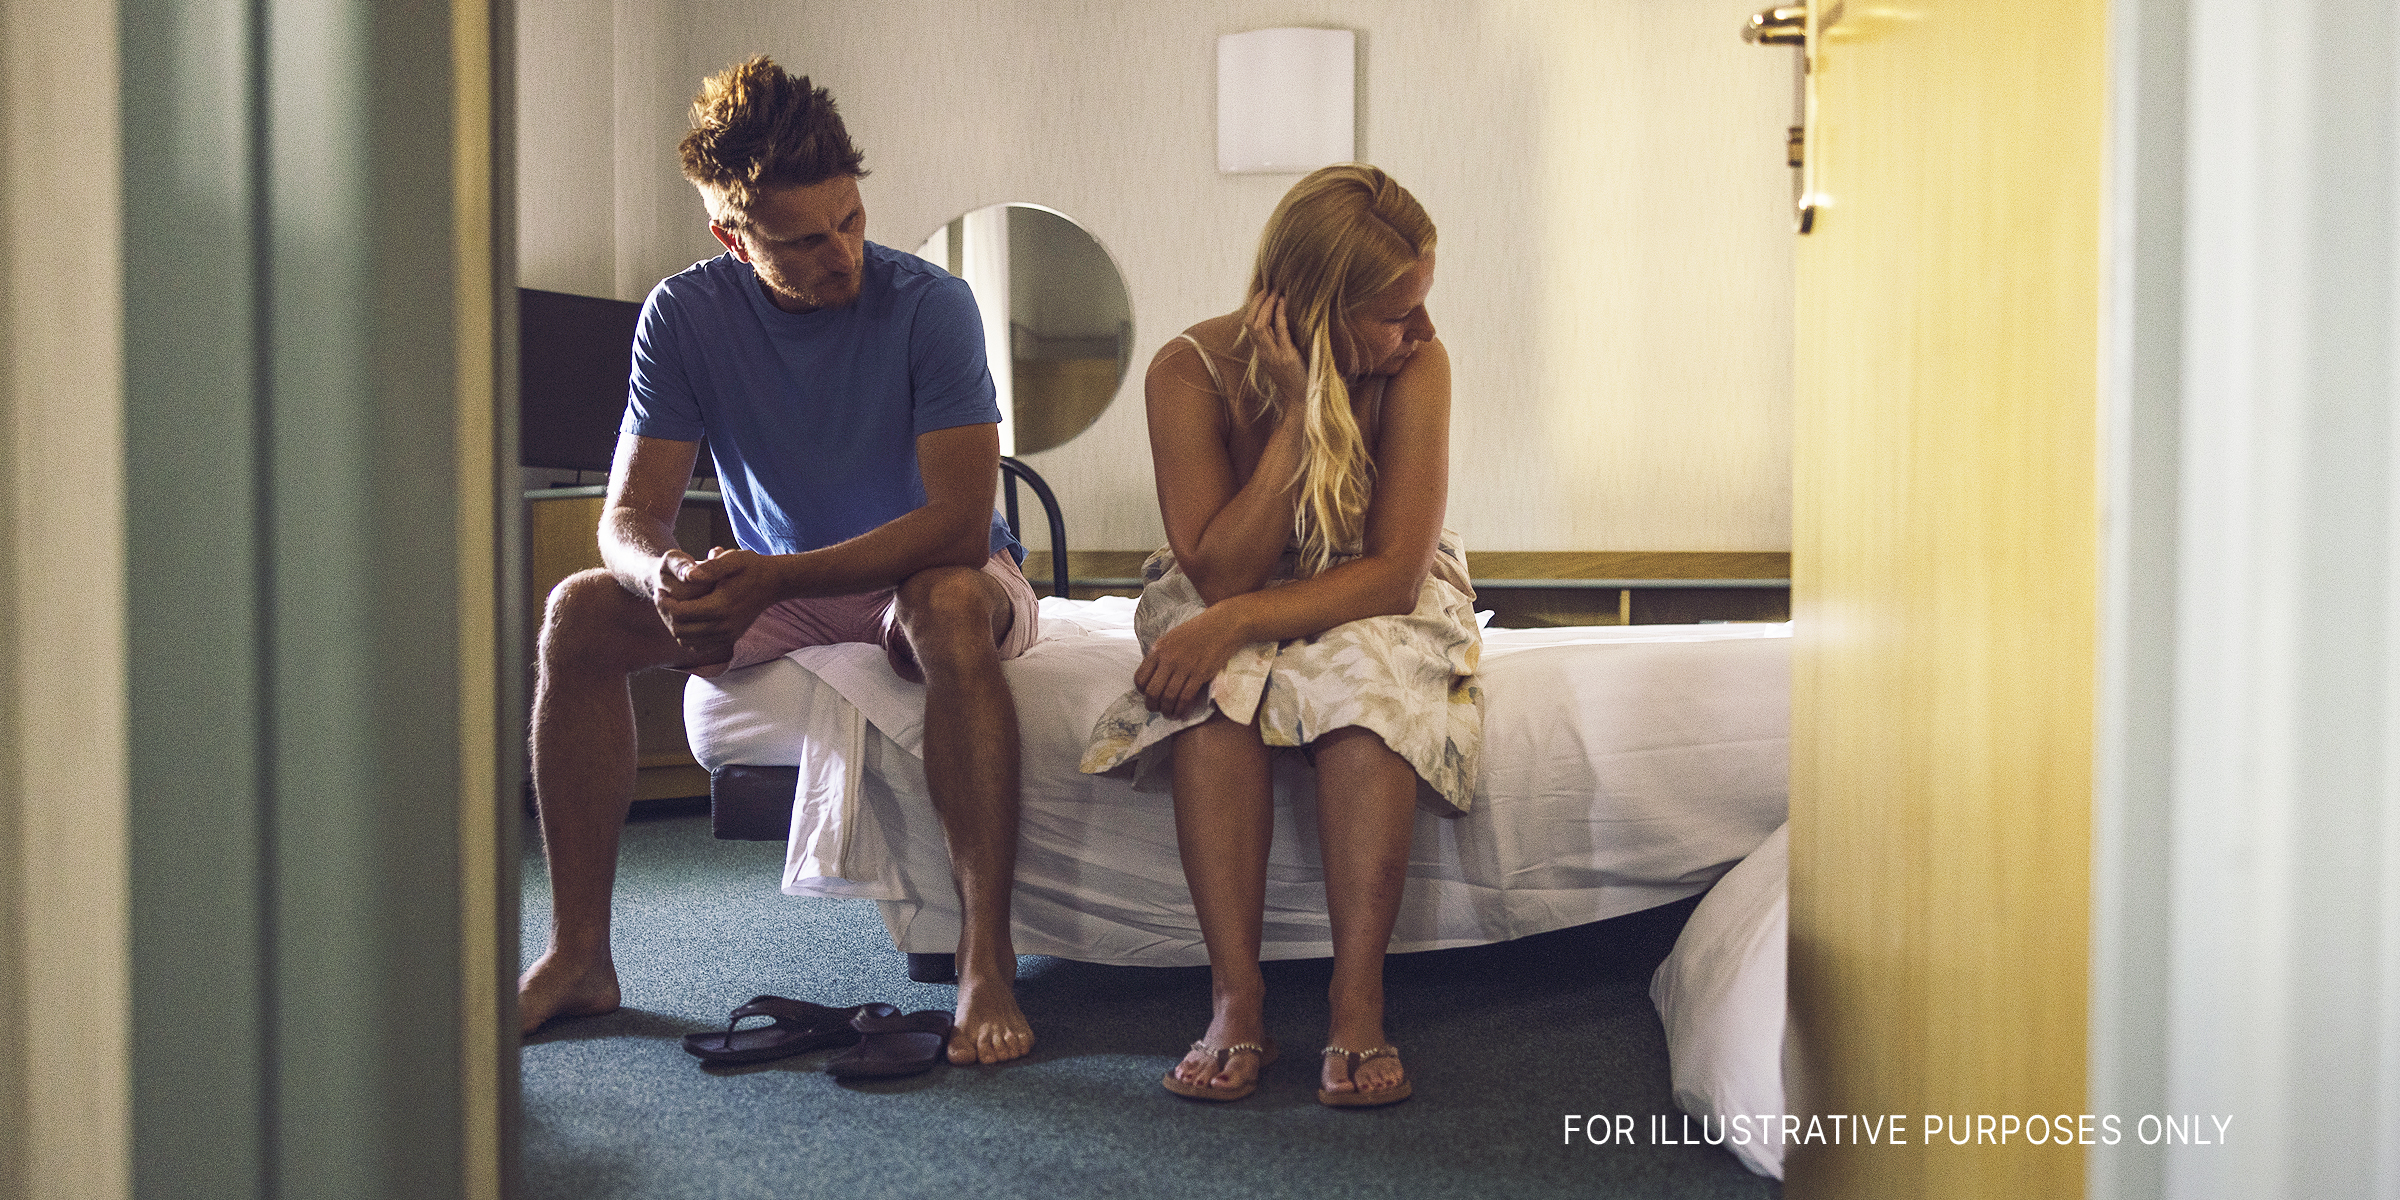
[517,948,622,1035]
[1320,1044,1407,1097]
[947,969,1036,1065]
[1320,1012,1405,1098]
[1170,995,1269,1093]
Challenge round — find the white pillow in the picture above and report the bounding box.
[1649,821,1789,1179]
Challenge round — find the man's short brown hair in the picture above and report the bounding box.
[678,56,867,229]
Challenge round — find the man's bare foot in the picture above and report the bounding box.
[1170,1006,1272,1093]
[946,970,1035,1065]
[518,948,622,1035]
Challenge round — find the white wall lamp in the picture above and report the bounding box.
[1216,27,1356,174]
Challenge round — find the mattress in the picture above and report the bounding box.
[685,595,1790,967]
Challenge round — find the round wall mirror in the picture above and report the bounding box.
[915,204,1132,456]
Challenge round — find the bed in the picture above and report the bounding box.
[682,594,1790,969]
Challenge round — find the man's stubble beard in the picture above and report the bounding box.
[760,266,861,313]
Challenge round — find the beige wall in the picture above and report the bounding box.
[2,0,131,1195]
[519,0,1797,554]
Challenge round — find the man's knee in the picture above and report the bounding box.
[894,566,1005,639]
[891,566,1007,672]
[540,569,656,669]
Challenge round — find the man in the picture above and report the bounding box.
[517,56,1037,1066]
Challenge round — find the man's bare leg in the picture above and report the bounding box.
[520,568,703,1033]
[890,565,1036,1065]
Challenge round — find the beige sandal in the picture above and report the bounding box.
[1161,1039,1278,1101]
[1318,1044,1412,1108]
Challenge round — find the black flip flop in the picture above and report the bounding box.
[823,1008,952,1078]
[681,997,895,1065]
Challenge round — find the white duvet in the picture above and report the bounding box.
[685,596,1790,967]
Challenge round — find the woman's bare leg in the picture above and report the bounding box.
[1166,713,1278,1091]
[1309,725,1417,1097]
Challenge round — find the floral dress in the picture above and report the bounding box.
[1078,531,1486,816]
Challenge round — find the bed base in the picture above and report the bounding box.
[708,764,800,841]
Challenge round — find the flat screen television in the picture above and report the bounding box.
[518,287,708,476]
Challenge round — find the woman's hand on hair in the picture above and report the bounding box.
[1134,605,1253,719]
[1245,291,1309,415]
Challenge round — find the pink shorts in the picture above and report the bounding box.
[713,551,1042,674]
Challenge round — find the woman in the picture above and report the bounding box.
[1080,164,1483,1107]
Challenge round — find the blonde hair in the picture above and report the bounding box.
[677,56,867,228]
[1233,164,1436,576]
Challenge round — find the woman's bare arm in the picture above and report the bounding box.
[1147,309,1310,604]
[1204,337,1449,635]
[1136,338,1452,716]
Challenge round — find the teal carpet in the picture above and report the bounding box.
[520,806,1781,1200]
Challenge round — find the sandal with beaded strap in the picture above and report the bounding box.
[1161,1038,1279,1101]
[1318,1044,1412,1108]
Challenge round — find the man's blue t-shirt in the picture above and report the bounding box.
[621,241,1019,563]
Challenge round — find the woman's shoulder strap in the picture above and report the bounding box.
[1171,331,1232,394]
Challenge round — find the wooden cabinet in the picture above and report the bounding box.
[523,490,731,804]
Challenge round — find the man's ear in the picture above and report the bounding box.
[709,222,747,260]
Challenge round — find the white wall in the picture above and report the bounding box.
[519,0,1797,554]
[2096,0,2400,1196]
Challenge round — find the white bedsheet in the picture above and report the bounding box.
[685,596,1791,967]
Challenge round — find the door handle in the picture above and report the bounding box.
[1744,4,1807,45]
[1744,4,1818,233]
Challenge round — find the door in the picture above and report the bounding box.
[1786,1,2106,1196]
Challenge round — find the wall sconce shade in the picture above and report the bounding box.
[1217,28,1355,174]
